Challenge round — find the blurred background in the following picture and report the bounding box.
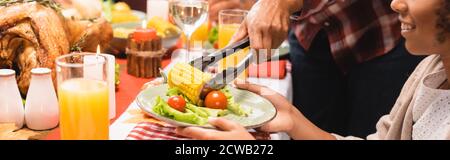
[119,0,256,12]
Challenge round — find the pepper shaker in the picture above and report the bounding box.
[24,68,59,130]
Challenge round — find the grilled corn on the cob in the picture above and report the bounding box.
[168,63,212,105]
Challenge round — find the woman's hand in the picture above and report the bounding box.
[233,80,296,133]
[230,0,303,60]
[176,118,255,140]
[176,80,297,140]
[209,0,242,22]
[234,80,336,140]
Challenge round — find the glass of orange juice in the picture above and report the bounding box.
[218,9,249,79]
[56,53,109,140]
[191,22,210,49]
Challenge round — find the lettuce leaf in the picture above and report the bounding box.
[153,96,207,125]
[220,87,249,117]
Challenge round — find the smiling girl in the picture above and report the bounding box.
[176,0,450,140]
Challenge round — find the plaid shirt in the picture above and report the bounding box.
[292,0,401,72]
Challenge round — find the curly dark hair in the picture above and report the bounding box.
[437,0,450,42]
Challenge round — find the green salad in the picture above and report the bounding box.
[152,87,250,125]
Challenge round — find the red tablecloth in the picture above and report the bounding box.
[43,58,172,140]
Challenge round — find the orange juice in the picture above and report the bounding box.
[218,24,240,48]
[191,22,210,46]
[58,78,109,140]
[218,24,249,79]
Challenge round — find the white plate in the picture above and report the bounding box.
[136,84,277,129]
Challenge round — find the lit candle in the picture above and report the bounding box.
[96,45,101,57]
[133,20,157,42]
[84,46,105,81]
[103,53,116,120]
[83,45,116,119]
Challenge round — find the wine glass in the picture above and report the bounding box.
[169,0,209,61]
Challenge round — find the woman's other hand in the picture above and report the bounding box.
[176,118,255,140]
[234,80,296,133]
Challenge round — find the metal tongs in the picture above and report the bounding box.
[189,37,254,99]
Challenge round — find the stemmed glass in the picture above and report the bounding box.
[169,0,209,61]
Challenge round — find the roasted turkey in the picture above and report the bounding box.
[0,1,113,96]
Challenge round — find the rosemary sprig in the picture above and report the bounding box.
[0,0,62,12]
[70,32,88,52]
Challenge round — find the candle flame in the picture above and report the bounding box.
[142,20,147,29]
[96,45,101,61]
[96,45,101,56]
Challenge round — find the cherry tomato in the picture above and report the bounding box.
[167,96,186,112]
[204,91,228,109]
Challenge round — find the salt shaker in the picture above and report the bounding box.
[0,69,25,129]
[24,68,59,130]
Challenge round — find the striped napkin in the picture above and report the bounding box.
[126,122,271,140]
